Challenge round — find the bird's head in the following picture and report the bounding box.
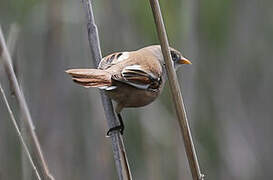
[169,47,191,70]
[144,45,191,70]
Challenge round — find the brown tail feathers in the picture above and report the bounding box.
[66,69,112,88]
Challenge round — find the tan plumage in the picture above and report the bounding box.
[66,45,191,135]
[66,69,112,87]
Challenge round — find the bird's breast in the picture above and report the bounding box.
[106,81,164,108]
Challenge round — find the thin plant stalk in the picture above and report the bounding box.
[6,23,34,180]
[148,1,204,180]
[80,0,132,180]
[0,84,41,180]
[0,26,54,180]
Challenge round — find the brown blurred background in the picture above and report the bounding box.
[0,0,273,179]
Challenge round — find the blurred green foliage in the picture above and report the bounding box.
[0,0,38,23]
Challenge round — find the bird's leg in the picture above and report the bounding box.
[106,104,124,136]
[106,113,124,136]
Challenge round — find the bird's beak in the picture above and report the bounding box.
[178,57,192,64]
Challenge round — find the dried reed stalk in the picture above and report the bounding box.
[149,1,204,179]
[0,26,54,180]
[0,84,41,180]
[81,1,132,179]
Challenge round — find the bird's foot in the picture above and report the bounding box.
[106,125,124,137]
[106,113,124,137]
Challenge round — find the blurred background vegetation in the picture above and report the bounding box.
[1,0,273,179]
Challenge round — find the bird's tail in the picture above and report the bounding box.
[66,69,112,88]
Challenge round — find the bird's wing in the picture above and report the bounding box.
[113,65,162,90]
[98,51,163,90]
[98,52,129,70]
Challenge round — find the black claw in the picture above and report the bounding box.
[106,113,125,137]
[106,125,124,136]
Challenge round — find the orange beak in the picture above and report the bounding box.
[178,57,192,64]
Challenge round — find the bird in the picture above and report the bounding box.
[66,45,191,136]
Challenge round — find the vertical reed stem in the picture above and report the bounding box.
[148,1,204,179]
[0,26,54,180]
[81,1,132,179]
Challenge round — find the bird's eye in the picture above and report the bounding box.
[171,51,179,61]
